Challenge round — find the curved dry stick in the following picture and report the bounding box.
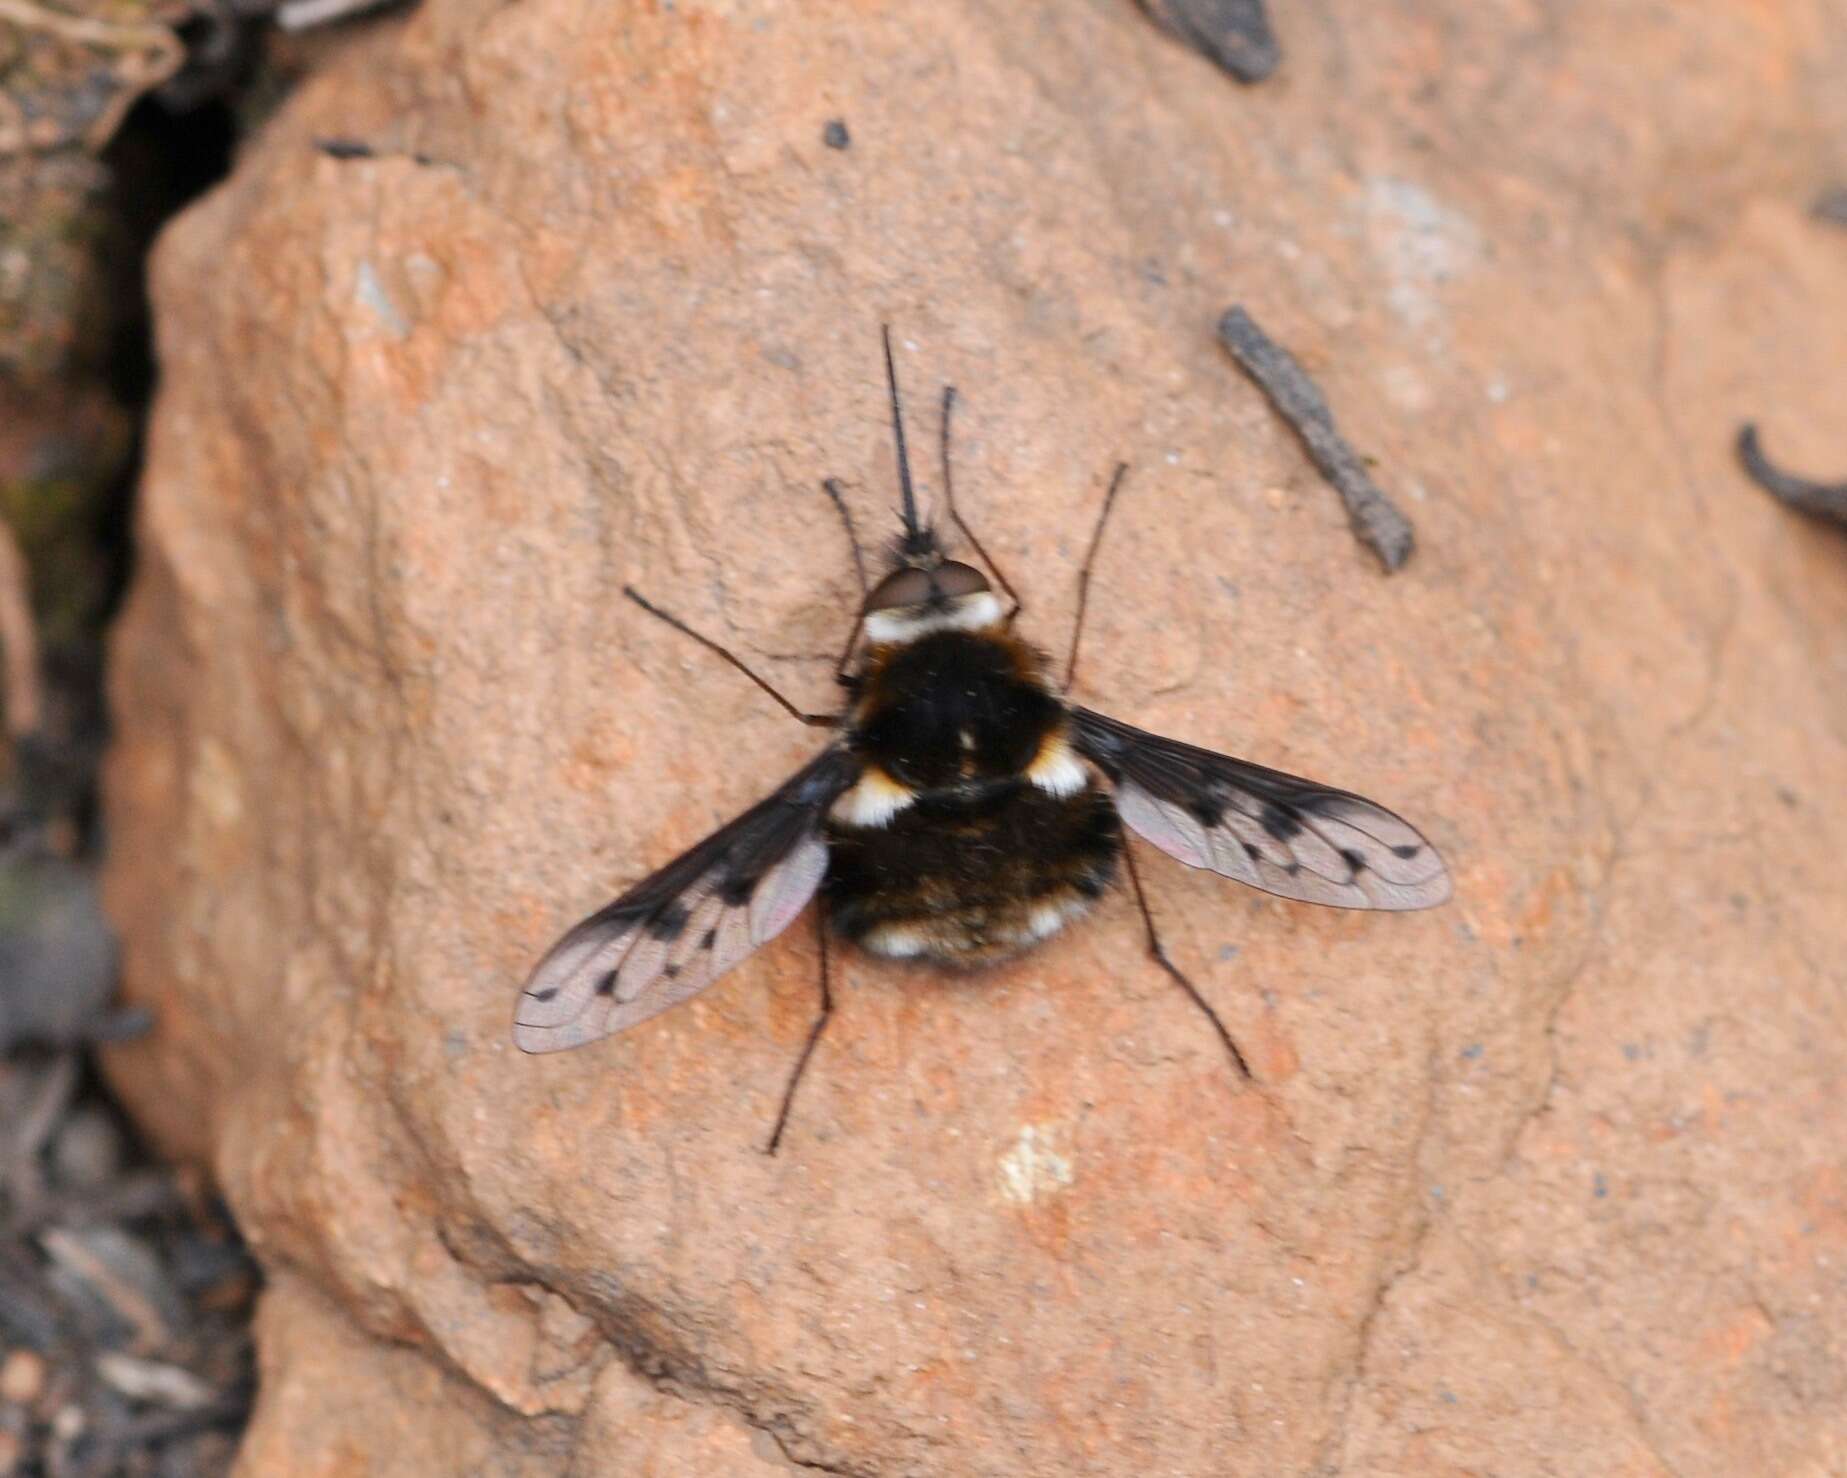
[1735,424,1847,528]
[1218,306,1416,573]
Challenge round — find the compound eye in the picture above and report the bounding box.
[933,561,990,599]
[863,568,934,613]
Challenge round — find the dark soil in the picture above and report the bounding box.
[3,50,256,1478]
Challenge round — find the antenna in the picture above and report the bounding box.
[881,324,921,539]
[940,385,1023,623]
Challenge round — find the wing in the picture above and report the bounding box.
[513,747,861,1053]
[1070,707,1450,910]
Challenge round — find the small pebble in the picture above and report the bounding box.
[0,855,118,1049]
[50,1107,125,1191]
[822,118,850,150]
[0,1349,45,1405]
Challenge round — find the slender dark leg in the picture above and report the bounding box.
[765,907,837,1155]
[624,587,838,727]
[1123,843,1251,1080]
[820,478,870,600]
[939,386,1025,624]
[820,478,868,685]
[1062,461,1130,693]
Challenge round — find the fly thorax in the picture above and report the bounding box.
[844,630,1070,811]
[860,589,1004,646]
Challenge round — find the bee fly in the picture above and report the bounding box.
[514,327,1452,1151]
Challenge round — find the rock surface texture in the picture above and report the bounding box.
[104,1,1847,1473]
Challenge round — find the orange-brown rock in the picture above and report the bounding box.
[103,1,1847,1472]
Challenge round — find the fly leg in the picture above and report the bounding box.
[1123,842,1252,1080]
[1062,461,1130,693]
[623,587,839,727]
[765,905,838,1154]
[819,477,869,687]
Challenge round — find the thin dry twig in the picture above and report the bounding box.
[1217,305,1417,572]
[0,517,42,738]
[38,1227,174,1353]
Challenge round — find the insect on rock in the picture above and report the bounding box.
[514,327,1452,1152]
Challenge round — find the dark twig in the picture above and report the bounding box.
[1736,424,1847,528]
[1136,0,1280,84]
[1217,306,1416,572]
[314,137,376,160]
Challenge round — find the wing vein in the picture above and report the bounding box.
[1070,706,1451,911]
[512,747,860,1052]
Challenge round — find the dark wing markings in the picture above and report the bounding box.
[1069,707,1450,910]
[513,747,860,1052]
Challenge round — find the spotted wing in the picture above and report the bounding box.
[513,747,860,1053]
[1070,707,1450,910]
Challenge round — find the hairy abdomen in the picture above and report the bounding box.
[823,782,1121,965]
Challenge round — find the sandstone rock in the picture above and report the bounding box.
[103,1,1847,1472]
